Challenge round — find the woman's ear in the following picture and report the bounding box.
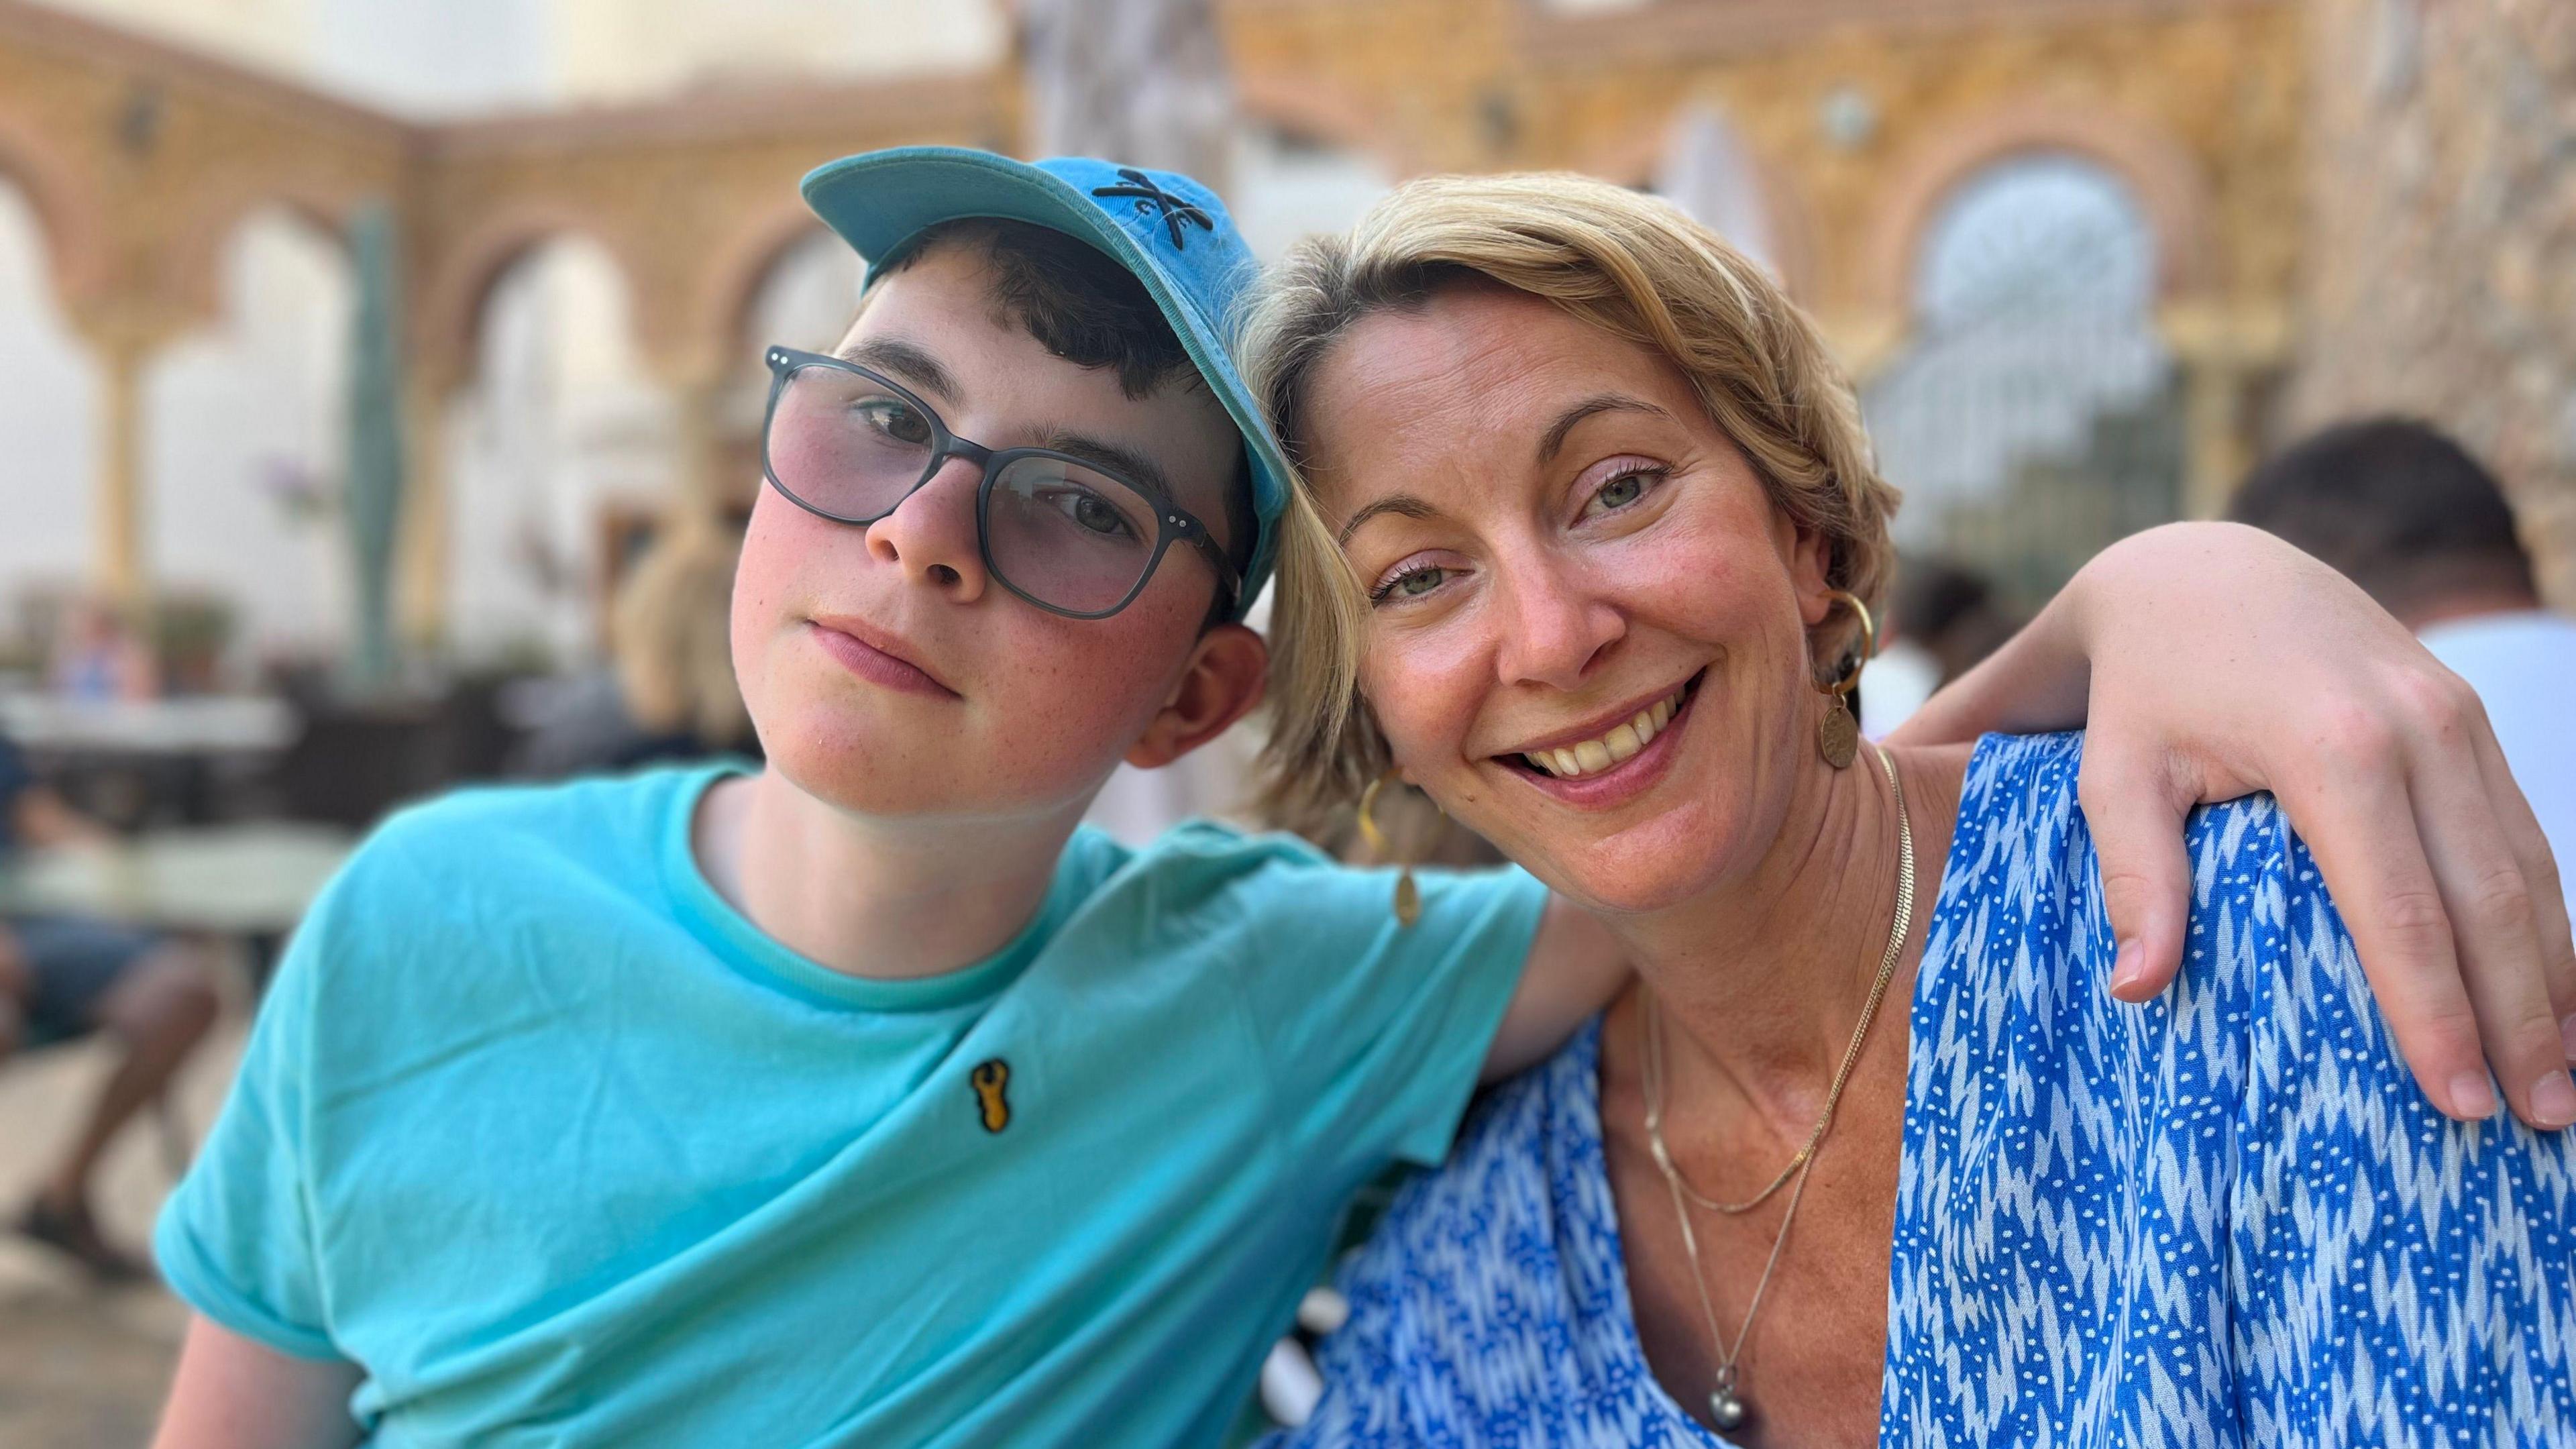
[1126,624,1271,769]
[1790,523,1839,627]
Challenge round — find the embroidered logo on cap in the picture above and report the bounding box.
[1091,169,1216,251]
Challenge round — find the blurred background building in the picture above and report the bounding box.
[6,0,2570,703]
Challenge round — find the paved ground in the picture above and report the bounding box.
[0,1000,246,1449]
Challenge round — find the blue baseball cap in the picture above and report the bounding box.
[800,146,1289,621]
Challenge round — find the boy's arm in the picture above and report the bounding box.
[153,1316,362,1449]
[1483,899,1626,1082]
[1891,521,2576,1129]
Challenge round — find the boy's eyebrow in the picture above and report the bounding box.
[1044,432,1177,503]
[838,337,959,402]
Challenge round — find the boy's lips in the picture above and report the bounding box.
[806,616,961,699]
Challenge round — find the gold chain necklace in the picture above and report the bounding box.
[1639,741,1915,1435]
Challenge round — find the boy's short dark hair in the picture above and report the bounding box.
[2229,417,2535,619]
[872,219,1255,588]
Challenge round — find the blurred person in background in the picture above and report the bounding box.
[612,515,756,762]
[2232,418,2575,914]
[1856,556,2021,737]
[508,512,760,778]
[47,594,158,704]
[0,731,219,1279]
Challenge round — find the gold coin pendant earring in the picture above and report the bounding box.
[1356,769,1422,927]
[1815,590,1876,771]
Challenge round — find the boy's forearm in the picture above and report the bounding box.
[1886,549,2100,747]
[1483,899,1629,1083]
[154,1317,363,1449]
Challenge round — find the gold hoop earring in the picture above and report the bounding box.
[1356,769,1423,928]
[1815,589,1876,770]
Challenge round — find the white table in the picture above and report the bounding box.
[0,824,352,936]
[0,694,299,758]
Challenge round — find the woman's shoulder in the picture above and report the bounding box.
[1946,730,2304,950]
[1279,1020,1695,1448]
[1898,735,2576,1445]
[1338,1018,1607,1281]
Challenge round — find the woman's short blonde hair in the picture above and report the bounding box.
[1240,170,1898,830]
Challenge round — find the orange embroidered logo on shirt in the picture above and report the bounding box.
[969,1059,1011,1133]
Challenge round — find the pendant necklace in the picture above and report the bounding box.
[1639,741,1915,1436]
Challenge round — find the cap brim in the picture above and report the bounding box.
[801,147,1289,617]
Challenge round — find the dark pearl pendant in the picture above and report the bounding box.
[1708,1368,1751,1432]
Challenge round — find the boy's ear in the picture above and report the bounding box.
[1126,624,1269,769]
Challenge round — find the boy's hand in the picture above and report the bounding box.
[1484,901,1628,1082]
[1897,521,2576,1130]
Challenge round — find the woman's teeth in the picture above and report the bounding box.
[1523,688,1682,779]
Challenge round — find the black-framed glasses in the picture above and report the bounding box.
[759,346,1240,621]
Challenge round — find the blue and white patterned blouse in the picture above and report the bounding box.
[1275,732,2576,1448]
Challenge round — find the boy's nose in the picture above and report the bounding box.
[865,458,991,602]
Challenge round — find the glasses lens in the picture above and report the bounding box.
[983,455,1164,614]
[765,365,938,521]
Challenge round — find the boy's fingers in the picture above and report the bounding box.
[2402,720,2573,1130]
[2474,726,2576,1059]
[2281,755,2491,1121]
[2076,745,2193,1002]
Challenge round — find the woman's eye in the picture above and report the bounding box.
[1373,565,1448,604]
[1585,466,1663,517]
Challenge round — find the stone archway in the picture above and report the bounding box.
[415,207,650,399]
[158,181,355,332]
[1861,97,2216,326]
[687,199,841,388]
[0,105,106,318]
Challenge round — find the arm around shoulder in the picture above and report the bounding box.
[1482,896,1627,1083]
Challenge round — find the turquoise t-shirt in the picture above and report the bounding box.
[155,765,1545,1447]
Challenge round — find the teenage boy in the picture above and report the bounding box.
[149,149,2571,1449]
[152,152,1615,1449]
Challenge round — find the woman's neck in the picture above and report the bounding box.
[694,768,1087,981]
[1607,742,1968,1146]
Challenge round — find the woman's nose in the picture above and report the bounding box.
[864,457,991,601]
[1492,551,1625,690]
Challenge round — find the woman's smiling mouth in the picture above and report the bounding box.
[1495,669,1704,805]
[1521,677,1693,777]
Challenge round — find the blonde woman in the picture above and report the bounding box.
[1240,175,2576,1445]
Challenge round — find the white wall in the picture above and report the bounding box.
[38,0,1004,117]
[446,237,672,667]
[146,209,354,665]
[0,183,96,637]
[551,0,1004,103]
